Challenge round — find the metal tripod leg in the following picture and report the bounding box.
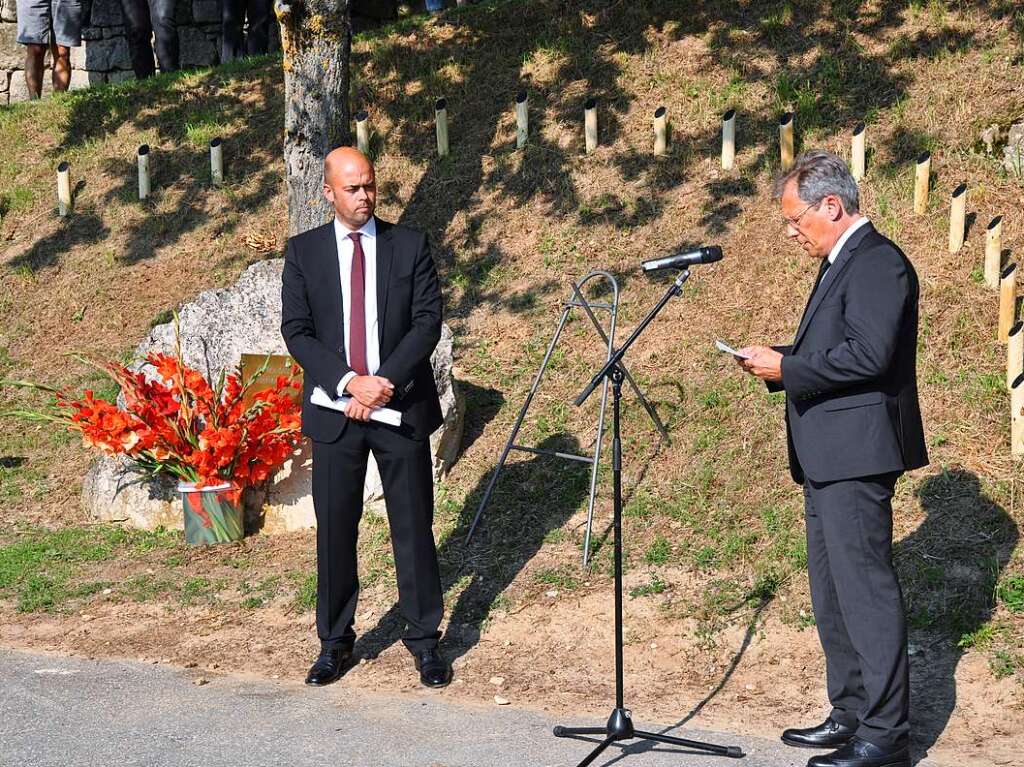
[574,737,615,767]
[465,306,574,542]
[569,280,668,566]
[570,281,670,443]
[466,270,669,555]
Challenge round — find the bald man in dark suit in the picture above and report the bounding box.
[281,148,450,690]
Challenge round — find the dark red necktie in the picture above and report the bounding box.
[348,232,369,376]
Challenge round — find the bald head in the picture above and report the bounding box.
[323,147,376,229]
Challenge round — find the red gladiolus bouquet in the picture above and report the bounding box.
[2,319,303,508]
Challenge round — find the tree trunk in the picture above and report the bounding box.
[276,0,352,236]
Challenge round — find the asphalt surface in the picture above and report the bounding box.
[0,648,920,767]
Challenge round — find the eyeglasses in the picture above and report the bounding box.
[782,200,821,228]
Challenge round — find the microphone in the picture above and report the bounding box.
[641,245,723,272]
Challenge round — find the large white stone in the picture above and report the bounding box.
[8,68,52,102]
[82,258,464,533]
[0,21,21,69]
[68,68,101,90]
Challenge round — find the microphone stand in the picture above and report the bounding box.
[554,268,744,766]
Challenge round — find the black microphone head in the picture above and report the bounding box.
[640,245,724,273]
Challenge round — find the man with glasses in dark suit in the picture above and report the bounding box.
[736,150,927,767]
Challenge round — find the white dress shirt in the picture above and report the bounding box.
[334,216,381,396]
[820,216,870,281]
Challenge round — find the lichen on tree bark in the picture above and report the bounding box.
[275,0,352,236]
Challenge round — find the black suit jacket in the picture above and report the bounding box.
[280,218,444,443]
[769,223,928,484]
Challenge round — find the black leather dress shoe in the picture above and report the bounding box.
[413,648,452,688]
[808,737,910,767]
[304,646,352,686]
[782,717,856,749]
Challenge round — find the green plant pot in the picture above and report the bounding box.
[178,482,244,545]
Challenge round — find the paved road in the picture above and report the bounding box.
[0,648,925,767]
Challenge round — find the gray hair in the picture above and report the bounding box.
[772,150,860,214]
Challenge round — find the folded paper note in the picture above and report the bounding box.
[311,387,403,427]
[715,340,751,360]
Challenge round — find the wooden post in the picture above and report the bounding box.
[584,98,598,154]
[913,151,930,215]
[56,161,71,217]
[1000,263,1018,343]
[1009,321,1024,390]
[210,138,224,186]
[985,216,1003,289]
[355,110,370,155]
[653,106,668,156]
[137,144,151,201]
[948,183,967,253]
[275,0,352,235]
[435,98,449,158]
[779,112,794,170]
[1012,372,1024,456]
[515,90,528,149]
[721,109,736,170]
[851,122,866,181]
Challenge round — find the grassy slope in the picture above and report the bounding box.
[1,0,1023,731]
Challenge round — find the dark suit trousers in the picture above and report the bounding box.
[118,0,179,78]
[804,472,909,749]
[220,0,272,62]
[312,420,443,654]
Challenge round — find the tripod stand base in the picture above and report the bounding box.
[554,708,744,767]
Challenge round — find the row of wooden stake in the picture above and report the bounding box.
[50,101,1024,455]
[55,140,226,215]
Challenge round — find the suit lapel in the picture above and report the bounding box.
[793,222,874,348]
[375,218,393,345]
[320,222,344,347]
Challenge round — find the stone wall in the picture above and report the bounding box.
[0,0,274,105]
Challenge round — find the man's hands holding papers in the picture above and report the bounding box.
[345,375,395,421]
[310,387,403,426]
[734,346,783,382]
[345,400,373,422]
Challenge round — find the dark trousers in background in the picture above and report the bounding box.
[220,0,272,62]
[804,471,909,750]
[311,420,443,654]
[118,0,179,78]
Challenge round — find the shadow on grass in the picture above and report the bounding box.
[360,0,1020,331]
[10,0,1018,301]
[4,56,286,269]
[457,379,506,456]
[899,469,1018,763]
[5,213,110,272]
[354,432,590,661]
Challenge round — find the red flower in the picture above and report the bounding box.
[22,340,304,491]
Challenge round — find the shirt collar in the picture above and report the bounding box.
[334,216,377,240]
[827,216,870,264]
